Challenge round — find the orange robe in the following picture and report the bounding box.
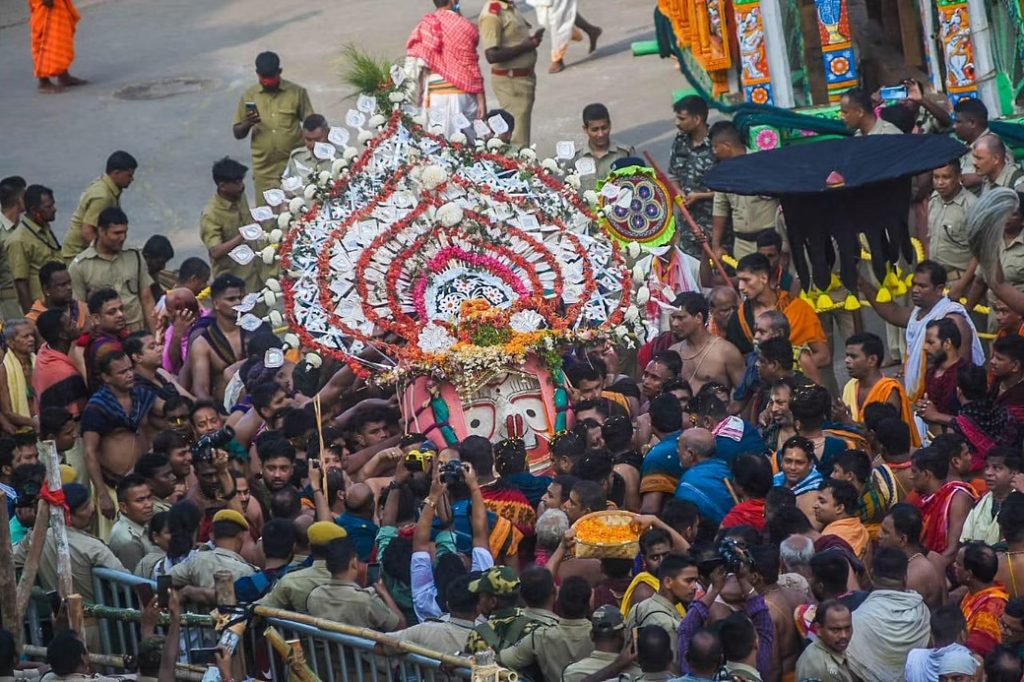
[30,0,80,79]
[842,376,922,447]
[961,585,1008,656]
[821,517,869,558]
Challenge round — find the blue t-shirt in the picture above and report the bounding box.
[641,431,683,481]
[675,458,734,523]
[336,512,380,562]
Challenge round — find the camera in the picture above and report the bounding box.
[404,449,434,473]
[192,426,236,463]
[717,536,754,573]
[439,459,465,486]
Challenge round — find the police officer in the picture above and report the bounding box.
[306,536,405,631]
[479,1,543,148]
[168,509,256,606]
[463,565,533,654]
[499,576,594,682]
[561,606,639,682]
[232,51,314,203]
[282,114,342,184]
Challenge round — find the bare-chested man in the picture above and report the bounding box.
[81,351,157,538]
[878,503,947,610]
[750,545,804,682]
[668,292,744,395]
[187,274,261,401]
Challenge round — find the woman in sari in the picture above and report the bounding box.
[773,435,823,526]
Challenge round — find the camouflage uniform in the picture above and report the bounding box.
[462,566,534,655]
[667,131,717,258]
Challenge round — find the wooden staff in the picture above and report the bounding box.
[642,151,733,287]
[264,627,319,682]
[39,440,73,602]
[0,485,17,644]
[15,500,50,629]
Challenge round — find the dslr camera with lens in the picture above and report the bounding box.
[191,426,236,464]
[439,459,465,486]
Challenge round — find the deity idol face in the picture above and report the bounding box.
[464,371,551,453]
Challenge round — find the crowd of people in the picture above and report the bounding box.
[9,2,1024,682]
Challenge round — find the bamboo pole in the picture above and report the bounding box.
[67,594,85,644]
[21,645,208,681]
[264,627,319,682]
[642,151,734,287]
[39,441,73,601]
[254,606,474,669]
[16,500,50,624]
[0,485,19,646]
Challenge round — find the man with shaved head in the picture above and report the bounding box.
[973,134,1023,192]
[161,287,204,374]
[338,482,379,561]
[674,427,733,523]
[708,286,739,338]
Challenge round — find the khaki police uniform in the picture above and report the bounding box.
[134,550,165,580]
[927,188,976,278]
[393,614,476,654]
[479,0,536,148]
[64,175,122,262]
[234,80,314,202]
[0,213,22,320]
[857,118,904,137]
[521,606,559,627]
[563,650,639,682]
[985,163,1024,193]
[625,593,682,658]
[712,191,780,261]
[14,526,124,603]
[306,579,401,631]
[282,143,341,184]
[69,246,152,332]
[168,546,256,589]
[795,637,856,682]
[258,559,332,611]
[499,616,594,682]
[5,216,61,304]
[977,231,1024,330]
[571,141,635,193]
[199,192,264,293]
[108,515,159,573]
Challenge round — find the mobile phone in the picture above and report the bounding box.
[366,562,381,586]
[157,575,172,608]
[135,583,155,606]
[245,101,258,115]
[879,85,908,101]
[218,629,240,656]
[190,648,219,666]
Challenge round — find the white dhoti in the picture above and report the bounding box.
[530,0,578,62]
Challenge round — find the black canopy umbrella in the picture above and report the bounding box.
[703,135,967,296]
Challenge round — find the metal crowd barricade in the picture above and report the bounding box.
[255,610,473,682]
[91,567,218,664]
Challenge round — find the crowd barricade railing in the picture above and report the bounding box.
[36,568,478,680]
[253,606,474,682]
[90,567,218,664]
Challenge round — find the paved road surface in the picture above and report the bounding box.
[0,0,678,258]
